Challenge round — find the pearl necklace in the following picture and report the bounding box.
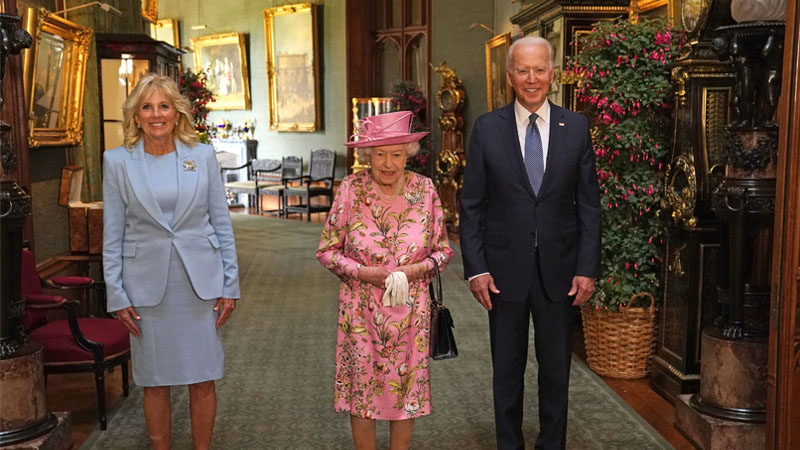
[373,174,405,203]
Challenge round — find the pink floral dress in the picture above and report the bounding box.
[316,170,453,420]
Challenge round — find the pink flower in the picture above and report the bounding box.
[654,31,671,46]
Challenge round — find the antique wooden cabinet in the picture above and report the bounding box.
[652,0,735,403]
[95,33,182,152]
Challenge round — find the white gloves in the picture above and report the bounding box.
[382,271,409,307]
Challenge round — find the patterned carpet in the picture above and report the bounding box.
[81,214,673,449]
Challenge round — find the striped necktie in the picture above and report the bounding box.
[524,113,544,194]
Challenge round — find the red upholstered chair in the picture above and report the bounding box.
[21,248,130,430]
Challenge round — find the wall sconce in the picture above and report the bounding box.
[469,22,495,34]
[54,1,122,17]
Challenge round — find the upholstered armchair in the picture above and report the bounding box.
[21,248,130,430]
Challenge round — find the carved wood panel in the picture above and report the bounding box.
[767,0,800,447]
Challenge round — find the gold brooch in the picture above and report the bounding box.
[183,160,197,171]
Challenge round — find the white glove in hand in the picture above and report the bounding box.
[382,271,409,307]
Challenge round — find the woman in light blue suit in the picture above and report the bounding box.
[103,73,240,450]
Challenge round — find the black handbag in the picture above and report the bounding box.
[428,256,457,360]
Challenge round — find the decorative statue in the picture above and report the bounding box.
[759,32,783,127]
[0,19,32,111]
[712,25,785,129]
[712,34,755,127]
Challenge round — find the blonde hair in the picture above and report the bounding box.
[356,141,420,164]
[122,73,198,149]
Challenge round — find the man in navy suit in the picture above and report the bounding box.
[460,36,601,450]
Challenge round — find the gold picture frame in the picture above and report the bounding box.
[21,7,92,147]
[142,0,158,23]
[485,33,512,112]
[151,18,180,49]
[630,0,669,13]
[264,3,321,132]
[191,32,251,110]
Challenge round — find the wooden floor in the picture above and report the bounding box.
[43,198,695,449]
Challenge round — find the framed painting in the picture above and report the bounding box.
[485,32,512,112]
[21,7,93,147]
[151,18,179,49]
[263,3,320,132]
[142,0,158,23]
[191,32,251,110]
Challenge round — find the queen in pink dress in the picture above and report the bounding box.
[317,111,453,449]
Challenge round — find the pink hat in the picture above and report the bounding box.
[345,111,429,148]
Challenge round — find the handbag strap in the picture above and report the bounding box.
[427,256,443,306]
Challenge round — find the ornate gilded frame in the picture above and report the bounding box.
[485,33,512,112]
[663,153,698,229]
[22,7,92,147]
[263,3,320,132]
[142,0,158,23]
[630,0,669,13]
[191,32,251,110]
[151,18,180,49]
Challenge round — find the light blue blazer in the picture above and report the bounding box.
[102,139,241,312]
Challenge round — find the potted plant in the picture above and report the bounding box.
[566,16,684,378]
[178,68,216,144]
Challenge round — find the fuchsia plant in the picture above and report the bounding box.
[566,17,684,310]
[178,68,216,144]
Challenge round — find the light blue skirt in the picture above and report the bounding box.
[130,247,224,387]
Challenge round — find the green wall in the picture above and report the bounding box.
[429,1,520,158]
[158,0,347,177]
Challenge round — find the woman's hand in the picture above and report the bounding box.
[358,266,390,288]
[396,263,426,283]
[214,297,236,328]
[115,307,141,337]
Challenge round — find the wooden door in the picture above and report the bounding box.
[767,0,800,447]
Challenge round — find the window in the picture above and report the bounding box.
[374,0,430,101]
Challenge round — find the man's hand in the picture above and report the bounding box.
[568,276,595,306]
[469,274,500,311]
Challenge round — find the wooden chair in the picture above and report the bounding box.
[284,149,336,221]
[259,156,303,217]
[221,159,282,214]
[21,248,130,430]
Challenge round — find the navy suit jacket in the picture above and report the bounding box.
[459,101,601,303]
[102,140,240,312]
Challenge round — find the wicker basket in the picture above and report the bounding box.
[580,292,657,379]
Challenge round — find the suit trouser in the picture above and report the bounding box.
[488,259,575,450]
